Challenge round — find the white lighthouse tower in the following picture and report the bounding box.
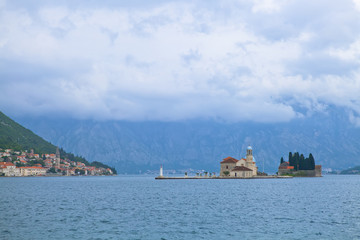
[159,165,164,178]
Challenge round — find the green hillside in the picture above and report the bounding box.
[0,111,116,174]
[0,111,56,154]
[340,166,360,175]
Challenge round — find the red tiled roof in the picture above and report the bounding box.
[279,162,290,167]
[315,165,322,169]
[220,157,239,164]
[20,167,45,169]
[232,166,253,171]
[0,162,15,166]
[279,166,294,170]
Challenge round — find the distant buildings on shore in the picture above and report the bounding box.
[0,148,113,177]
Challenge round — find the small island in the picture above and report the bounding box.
[277,152,322,177]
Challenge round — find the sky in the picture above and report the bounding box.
[1,0,360,124]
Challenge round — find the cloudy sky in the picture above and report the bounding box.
[1,0,360,123]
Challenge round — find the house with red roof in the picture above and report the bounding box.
[0,162,21,176]
[17,155,27,161]
[1,152,11,157]
[44,159,53,167]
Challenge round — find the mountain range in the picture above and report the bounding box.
[9,106,360,174]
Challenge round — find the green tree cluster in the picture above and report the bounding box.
[28,159,45,167]
[48,167,57,173]
[59,148,90,165]
[223,171,230,176]
[284,152,315,170]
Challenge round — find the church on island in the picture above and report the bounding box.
[220,146,258,178]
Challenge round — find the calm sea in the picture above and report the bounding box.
[1,175,360,240]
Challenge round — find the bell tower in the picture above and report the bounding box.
[246,145,257,176]
[55,147,61,168]
[246,146,253,162]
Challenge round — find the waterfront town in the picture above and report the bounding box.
[0,148,114,177]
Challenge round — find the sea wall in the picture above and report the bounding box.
[278,169,322,177]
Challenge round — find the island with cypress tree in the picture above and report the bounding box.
[278,152,322,177]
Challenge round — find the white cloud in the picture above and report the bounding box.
[329,39,360,62]
[0,0,360,124]
[349,111,360,127]
[354,0,360,11]
[252,0,287,13]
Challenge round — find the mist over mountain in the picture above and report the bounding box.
[12,107,360,174]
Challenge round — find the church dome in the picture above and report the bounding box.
[247,146,252,150]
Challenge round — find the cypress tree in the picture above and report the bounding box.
[296,152,300,171]
[303,157,309,170]
[288,152,293,166]
[280,157,284,164]
[309,153,315,170]
[299,154,305,170]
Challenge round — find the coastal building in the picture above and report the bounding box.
[219,146,258,178]
[20,167,47,176]
[0,162,21,176]
[278,161,294,174]
[44,159,53,167]
[1,152,11,157]
[16,155,26,161]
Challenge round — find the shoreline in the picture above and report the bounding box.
[0,174,117,178]
[155,175,293,180]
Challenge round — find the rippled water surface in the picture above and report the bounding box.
[1,175,360,239]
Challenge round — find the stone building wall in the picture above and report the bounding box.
[278,169,322,177]
[220,162,236,177]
